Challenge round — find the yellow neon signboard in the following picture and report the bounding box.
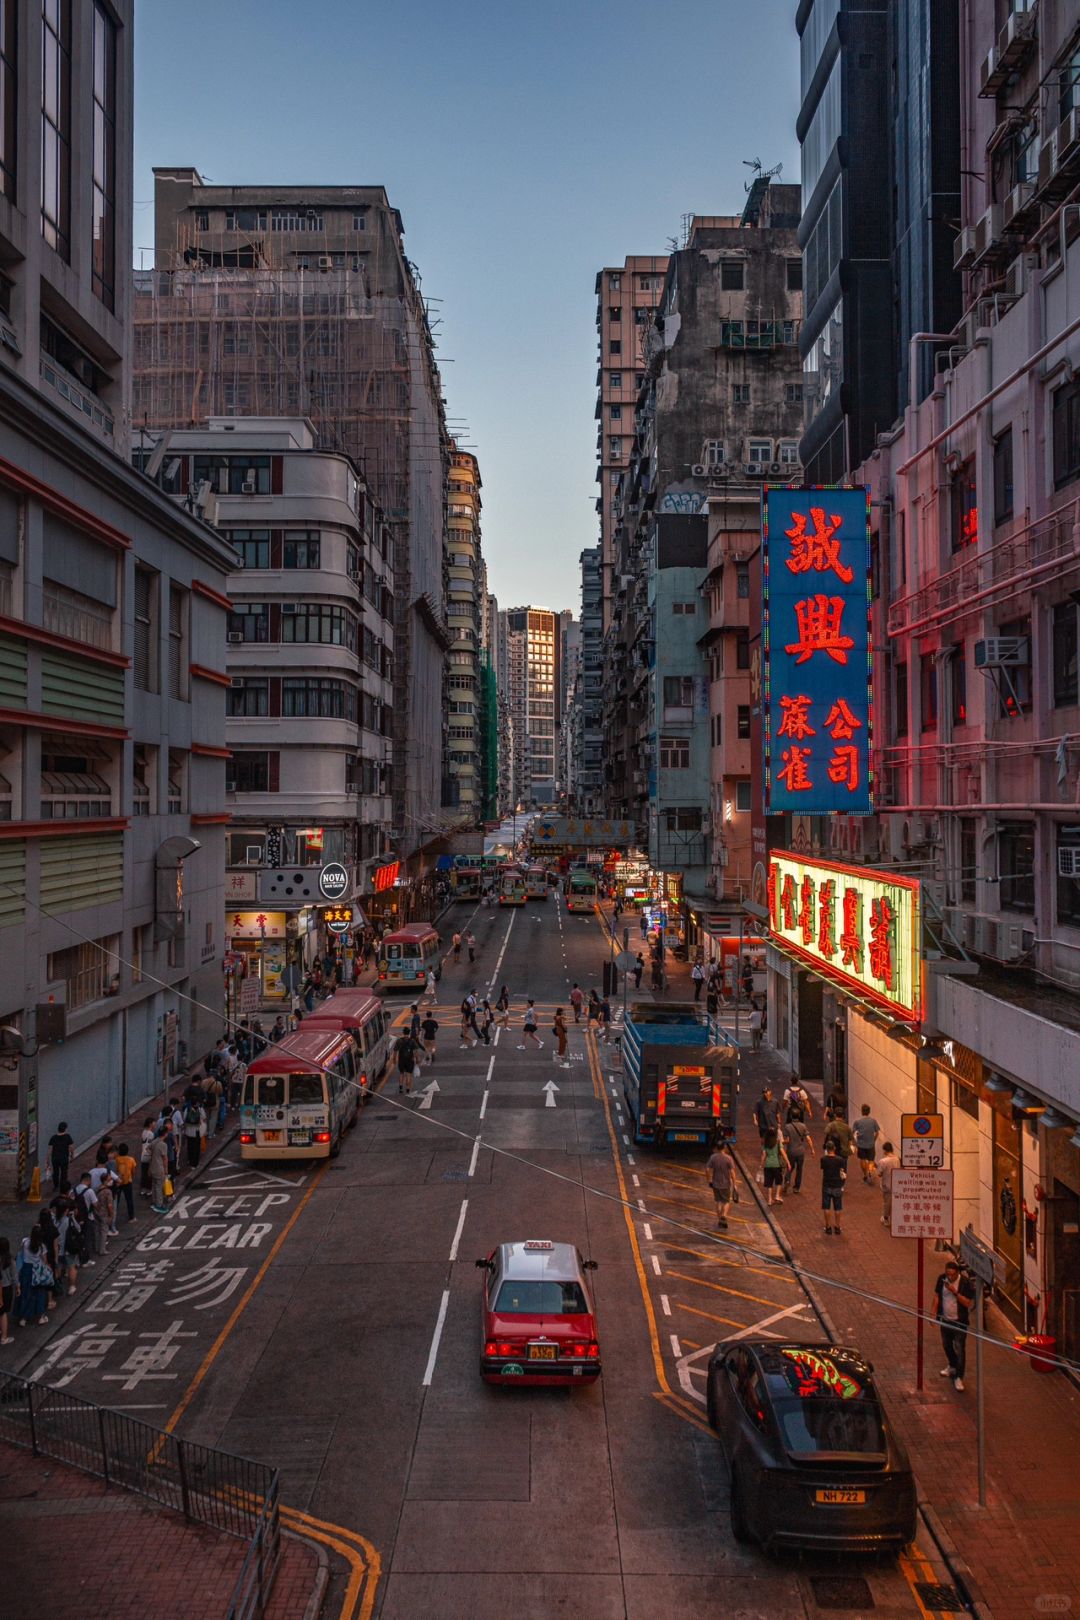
[767,852,922,1023]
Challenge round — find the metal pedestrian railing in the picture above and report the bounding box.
[0,1371,281,1618]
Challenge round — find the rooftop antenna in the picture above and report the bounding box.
[742,157,784,192]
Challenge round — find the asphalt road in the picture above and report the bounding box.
[16,896,960,1619]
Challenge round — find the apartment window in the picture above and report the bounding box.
[134,566,159,693]
[1053,600,1079,707]
[167,749,185,814]
[168,584,188,701]
[609,404,622,421]
[951,642,967,726]
[960,817,977,904]
[998,821,1035,914]
[227,602,269,643]
[993,428,1014,524]
[662,675,694,720]
[132,744,156,816]
[40,742,111,819]
[271,211,323,231]
[634,306,649,325]
[672,601,697,616]
[663,807,702,833]
[91,2,116,307]
[608,273,621,291]
[732,383,750,405]
[282,677,351,719]
[785,384,803,404]
[230,529,271,570]
[227,678,269,718]
[786,259,803,291]
[920,652,938,730]
[47,936,118,1012]
[735,780,752,812]
[193,456,272,496]
[41,0,71,259]
[0,0,16,200]
[228,752,274,794]
[735,630,750,669]
[609,340,621,356]
[352,211,366,231]
[1057,825,1080,927]
[735,563,750,599]
[608,306,621,323]
[895,660,909,737]
[997,616,1031,714]
[1053,379,1080,490]
[950,460,978,551]
[609,372,622,390]
[711,714,722,745]
[283,530,321,568]
[281,603,354,648]
[659,736,689,769]
[737,705,751,739]
[720,261,745,290]
[225,208,267,231]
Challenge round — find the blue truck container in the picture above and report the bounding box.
[622,1002,738,1149]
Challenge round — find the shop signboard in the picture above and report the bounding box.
[767,852,922,1023]
[228,911,286,941]
[373,861,400,892]
[323,905,353,935]
[762,487,873,814]
[530,817,635,849]
[240,979,260,1013]
[901,1112,945,1169]
[890,1168,953,1240]
[318,862,350,901]
[224,871,257,903]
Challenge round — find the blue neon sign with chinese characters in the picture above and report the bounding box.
[761,487,873,814]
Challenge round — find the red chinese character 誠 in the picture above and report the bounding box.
[784,508,855,584]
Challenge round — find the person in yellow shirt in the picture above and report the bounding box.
[114,1142,137,1224]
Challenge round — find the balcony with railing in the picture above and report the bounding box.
[42,582,115,651]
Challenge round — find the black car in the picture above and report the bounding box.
[706,1340,917,1553]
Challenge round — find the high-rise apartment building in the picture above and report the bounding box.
[444,445,484,818]
[133,172,450,867]
[594,255,668,631]
[498,607,562,807]
[0,3,235,1192]
[574,547,604,814]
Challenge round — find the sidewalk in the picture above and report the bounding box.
[0,1442,324,1620]
[736,1039,1080,1620]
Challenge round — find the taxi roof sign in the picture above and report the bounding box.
[523,1240,554,1251]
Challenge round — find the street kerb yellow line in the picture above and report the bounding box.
[153,1158,331,1452]
[281,1507,382,1620]
[588,1032,707,1433]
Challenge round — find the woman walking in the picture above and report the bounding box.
[586,993,601,1039]
[553,1007,569,1068]
[17,1224,53,1326]
[760,1129,790,1207]
[495,985,511,1030]
[480,999,494,1045]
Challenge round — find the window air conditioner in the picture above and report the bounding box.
[691,464,707,476]
[227,632,244,644]
[974,637,1029,667]
[953,227,977,271]
[318,255,334,271]
[1058,847,1080,879]
[241,478,257,495]
[281,603,297,614]
[230,677,245,689]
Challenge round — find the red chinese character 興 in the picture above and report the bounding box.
[827,744,861,793]
[824,698,863,739]
[785,595,856,666]
[818,879,836,959]
[798,874,816,946]
[784,507,854,584]
[780,873,798,932]
[777,694,816,739]
[869,896,895,988]
[778,745,814,793]
[839,886,863,971]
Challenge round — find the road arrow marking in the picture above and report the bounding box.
[542,1079,559,1108]
[417,1079,440,1111]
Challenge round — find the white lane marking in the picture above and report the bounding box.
[651,1254,662,1276]
[669,1334,682,1359]
[627,1154,635,1166]
[622,1134,630,1145]
[494,1027,501,1046]
[722,1302,814,1344]
[486,911,516,995]
[631,1173,640,1188]
[479,1090,489,1121]
[422,1288,451,1387]
[467,1135,482,1178]
[543,1079,559,1108]
[417,1078,440,1111]
[448,1197,469,1261]
[660,1294,672,1317]
[676,1342,716,1407]
[484,1054,495,1086]
[643,1223,653,1241]
[637,1198,647,1212]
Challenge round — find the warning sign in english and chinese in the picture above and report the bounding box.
[890,1168,953,1240]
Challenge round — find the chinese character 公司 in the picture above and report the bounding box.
[869,895,895,988]
[778,745,813,793]
[827,744,861,793]
[824,698,862,739]
[777,694,816,739]
[784,508,854,584]
[840,886,863,971]
[785,595,856,666]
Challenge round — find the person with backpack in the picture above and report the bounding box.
[183,1096,206,1170]
[73,1171,103,1257]
[460,998,478,1050]
[57,1201,86,1296]
[420,1011,439,1064]
[16,1224,53,1326]
[760,1129,790,1207]
[782,1109,814,1193]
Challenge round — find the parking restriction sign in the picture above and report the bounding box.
[890,1167,953,1239]
[900,1112,945,1168]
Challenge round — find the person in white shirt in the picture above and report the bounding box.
[877,1141,901,1224]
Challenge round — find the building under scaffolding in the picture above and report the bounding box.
[132,171,451,861]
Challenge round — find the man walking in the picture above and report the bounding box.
[517,1000,544,1051]
[823,1109,855,1162]
[569,983,584,1023]
[782,1110,814,1193]
[852,1103,881,1182]
[691,960,705,1002]
[705,1138,738,1230]
[933,1259,975,1392]
[634,953,644,990]
[149,1130,170,1215]
[395,1031,419,1095]
[754,1085,780,1142]
[877,1140,901,1225]
[466,930,477,964]
[48,1122,74,1193]
[820,1140,846,1235]
[420,1011,439,1065]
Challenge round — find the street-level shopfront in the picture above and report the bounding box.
[763,849,1080,1354]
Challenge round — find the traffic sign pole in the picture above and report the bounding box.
[916,1237,924,1392]
[976,1277,986,1506]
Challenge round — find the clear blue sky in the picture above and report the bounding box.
[134,0,801,613]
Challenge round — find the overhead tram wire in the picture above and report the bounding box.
[3,877,1074,1377]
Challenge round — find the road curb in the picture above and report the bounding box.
[286,1524,332,1620]
[732,1140,993,1620]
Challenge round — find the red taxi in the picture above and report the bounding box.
[475,1239,601,1385]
